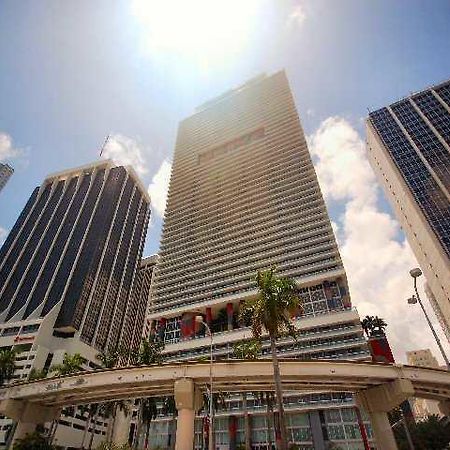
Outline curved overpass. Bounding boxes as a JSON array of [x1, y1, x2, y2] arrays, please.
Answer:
[[0, 359, 449, 407], [1, 360, 449, 450]]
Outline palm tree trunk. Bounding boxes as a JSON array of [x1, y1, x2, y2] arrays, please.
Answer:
[[88, 413, 98, 450], [144, 422, 150, 450], [270, 337, 288, 450], [81, 414, 90, 449], [134, 402, 143, 449], [243, 393, 251, 449], [266, 395, 273, 450]]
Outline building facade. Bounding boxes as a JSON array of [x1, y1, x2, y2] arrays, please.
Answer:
[[0, 160, 150, 448], [148, 72, 373, 450], [366, 80, 450, 341], [0, 163, 13, 193], [406, 349, 442, 419]]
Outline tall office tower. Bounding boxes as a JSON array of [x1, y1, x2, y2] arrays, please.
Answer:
[[148, 72, 372, 449], [126, 254, 158, 358], [0, 159, 150, 350], [0, 162, 13, 193], [367, 80, 450, 342], [0, 159, 150, 447], [406, 349, 442, 419]]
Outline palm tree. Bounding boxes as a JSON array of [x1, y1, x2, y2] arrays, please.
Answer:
[[0, 347, 17, 386], [141, 397, 158, 449], [48, 353, 84, 443], [254, 391, 275, 449], [361, 316, 375, 338], [162, 396, 177, 450], [49, 353, 84, 376], [28, 367, 47, 381], [240, 267, 300, 450], [372, 316, 388, 336], [233, 339, 262, 450], [132, 338, 164, 449], [137, 336, 164, 366]]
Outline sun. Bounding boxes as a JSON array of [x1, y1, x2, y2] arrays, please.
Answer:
[[131, 0, 260, 64]]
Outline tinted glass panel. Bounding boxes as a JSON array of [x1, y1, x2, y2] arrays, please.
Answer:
[[42, 170, 105, 317], [25, 174, 91, 318], [0, 183, 61, 313], [370, 108, 450, 257], [69, 167, 127, 330], [0, 188, 39, 266], [79, 177, 135, 343], [7, 178, 77, 320]]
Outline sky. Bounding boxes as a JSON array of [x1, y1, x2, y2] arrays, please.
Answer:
[[1, 0, 450, 363]]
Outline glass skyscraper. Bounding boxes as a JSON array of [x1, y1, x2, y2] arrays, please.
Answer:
[[0, 159, 150, 352], [148, 72, 372, 449], [367, 79, 450, 342]]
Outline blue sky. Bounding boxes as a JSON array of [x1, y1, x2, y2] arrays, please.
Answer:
[[0, 0, 449, 360]]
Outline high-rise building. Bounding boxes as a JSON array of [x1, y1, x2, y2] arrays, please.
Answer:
[[406, 349, 442, 419], [127, 255, 158, 358], [0, 163, 13, 193], [0, 160, 150, 447], [366, 80, 450, 342], [147, 72, 372, 449]]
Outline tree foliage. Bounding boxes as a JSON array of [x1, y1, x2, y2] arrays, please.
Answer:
[[239, 267, 300, 340], [137, 337, 164, 366], [12, 431, 56, 450], [0, 347, 18, 386], [49, 353, 84, 376], [393, 414, 450, 450], [361, 315, 388, 338], [232, 339, 262, 360]]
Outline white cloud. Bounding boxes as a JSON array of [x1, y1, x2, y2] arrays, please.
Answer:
[[101, 134, 148, 177], [0, 132, 22, 162], [309, 117, 449, 363], [287, 3, 306, 27], [0, 227, 8, 245], [148, 159, 172, 218]]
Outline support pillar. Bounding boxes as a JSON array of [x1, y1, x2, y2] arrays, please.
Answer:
[[174, 378, 202, 450], [308, 411, 325, 450], [0, 399, 61, 448], [112, 406, 131, 445], [356, 379, 415, 450], [10, 421, 36, 446]]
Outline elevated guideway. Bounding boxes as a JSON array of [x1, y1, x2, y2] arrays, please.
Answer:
[[1, 360, 450, 450]]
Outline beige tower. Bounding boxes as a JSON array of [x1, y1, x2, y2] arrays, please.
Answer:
[[147, 72, 372, 448], [366, 80, 450, 342]]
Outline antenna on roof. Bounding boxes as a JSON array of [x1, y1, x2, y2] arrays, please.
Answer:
[[99, 135, 111, 157]]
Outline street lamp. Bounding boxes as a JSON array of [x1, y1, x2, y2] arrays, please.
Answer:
[[195, 315, 214, 450], [408, 268, 450, 370]]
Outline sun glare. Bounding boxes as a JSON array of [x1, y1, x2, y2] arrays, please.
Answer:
[[131, 0, 260, 64]]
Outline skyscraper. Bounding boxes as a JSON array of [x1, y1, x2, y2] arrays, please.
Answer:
[[0, 159, 150, 349], [367, 79, 450, 341], [0, 162, 13, 193], [0, 159, 150, 448], [148, 72, 372, 449]]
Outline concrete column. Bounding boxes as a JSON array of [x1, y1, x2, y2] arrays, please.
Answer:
[[112, 406, 131, 445], [174, 378, 202, 450], [356, 379, 415, 450], [308, 411, 325, 450], [0, 399, 61, 448], [369, 411, 397, 450], [10, 422, 36, 447], [175, 409, 196, 450]]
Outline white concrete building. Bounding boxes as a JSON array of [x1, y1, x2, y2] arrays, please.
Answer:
[[406, 349, 443, 419]]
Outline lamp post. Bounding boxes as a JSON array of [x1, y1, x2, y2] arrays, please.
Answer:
[[408, 268, 450, 370], [195, 315, 214, 450]]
